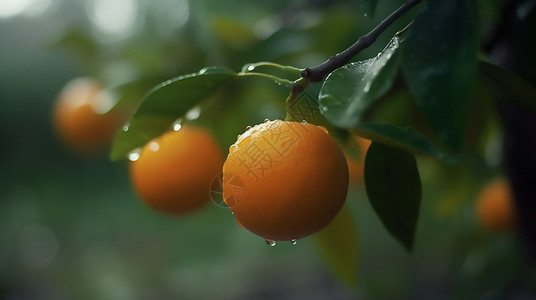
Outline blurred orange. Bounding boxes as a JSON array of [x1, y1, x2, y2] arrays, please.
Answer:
[[130, 126, 224, 214], [53, 78, 124, 155], [475, 177, 517, 233]]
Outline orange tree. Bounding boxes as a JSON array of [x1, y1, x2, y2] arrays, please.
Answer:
[[54, 0, 536, 292]]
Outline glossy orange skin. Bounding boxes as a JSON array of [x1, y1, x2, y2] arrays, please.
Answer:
[[130, 127, 224, 214], [346, 136, 372, 183], [53, 78, 123, 154], [222, 120, 349, 241], [475, 177, 517, 232]]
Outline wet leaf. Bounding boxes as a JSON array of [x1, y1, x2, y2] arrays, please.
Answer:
[[110, 67, 237, 160], [479, 60, 536, 114], [319, 36, 402, 128], [364, 142, 421, 251], [313, 204, 359, 285], [287, 82, 351, 144], [402, 0, 478, 151]]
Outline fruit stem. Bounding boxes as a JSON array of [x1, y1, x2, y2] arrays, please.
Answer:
[[301, 0, 422, 83]]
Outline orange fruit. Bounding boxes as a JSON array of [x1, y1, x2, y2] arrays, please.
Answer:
[[346, 136, 371, 183], [130, 126, 224, 214], [475, 177, 517, 232], [53, 77, 124, 154], [222, 120, 349, 241]]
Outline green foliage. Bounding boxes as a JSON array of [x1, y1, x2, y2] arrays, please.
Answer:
[[364, 142, 421, 251], [402, 0, 478, 152], [43, 0, 536, 293]]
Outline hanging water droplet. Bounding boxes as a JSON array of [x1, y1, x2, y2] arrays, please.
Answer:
[[173, 118, 183, 131], [186, 106, 201, 121], [128, 148, 142, 162], [264, 118, 270, 123], [122, 123, 130, 132], [290, 239, 297, 245], [247, 65, 255, 71], [265, 239, 276, 247]]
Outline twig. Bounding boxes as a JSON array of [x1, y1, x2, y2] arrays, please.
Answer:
[[301, 0, 423, 83]]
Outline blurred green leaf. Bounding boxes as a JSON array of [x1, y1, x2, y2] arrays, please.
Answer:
[[50, 29, 98, 61], [353, 122, 451, 162], [110, 67, 237, 160], [313, 204, 359, 285], [478, 61, 536, 114], [364, 142, 421, 251], [356, 0, 379, 18], [319, 35, 402, 128], [402, 0, 478, 151]]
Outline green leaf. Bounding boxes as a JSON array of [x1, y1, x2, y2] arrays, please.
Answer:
[[356, 0, 379, 18], [319, 35, 402, 128], [110, 67, 237, 160], [478, 60, 536, 114], [353, 122, 452, 162], [364, 142, 421, 251], [402, 0, 478, 151], [313, 204, 359, 285], [287, 82, 350, 144]]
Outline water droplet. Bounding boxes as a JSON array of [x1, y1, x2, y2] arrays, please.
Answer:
[[264, 118, 270, 123], [364, 13, 368, 18], [199, 68, 208, 74], [246, 126, 252, 130], [318, 126, 329, 134], [128, 148, 142, 161], [247, 65, 255, 71], [321, 106, 328, 113], [290, 239, 297, 245], [122, 123, 130, 132], [364, 81, 372, 93], [148, 141, 160, 152], [301, 120, 307, 124], [173, 118, 183, 131], [265, 239, 276, 247], [186, 106, 201, 121]]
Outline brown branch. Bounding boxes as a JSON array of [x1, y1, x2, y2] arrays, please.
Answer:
[[301, 0, 423, 83]]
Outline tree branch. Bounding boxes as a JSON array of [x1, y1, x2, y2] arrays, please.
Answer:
[[301, 0, 423, 83]]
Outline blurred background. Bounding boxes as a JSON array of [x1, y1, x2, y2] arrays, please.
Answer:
[[1, 0, 535, 299]]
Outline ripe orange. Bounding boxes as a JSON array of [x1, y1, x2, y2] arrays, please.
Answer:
[[53, 78, 123, 154], [130, 126, 224, 214], [346, 136, 371, 183], [222, 120, 349, 241], [475, 177, 517, 232]]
